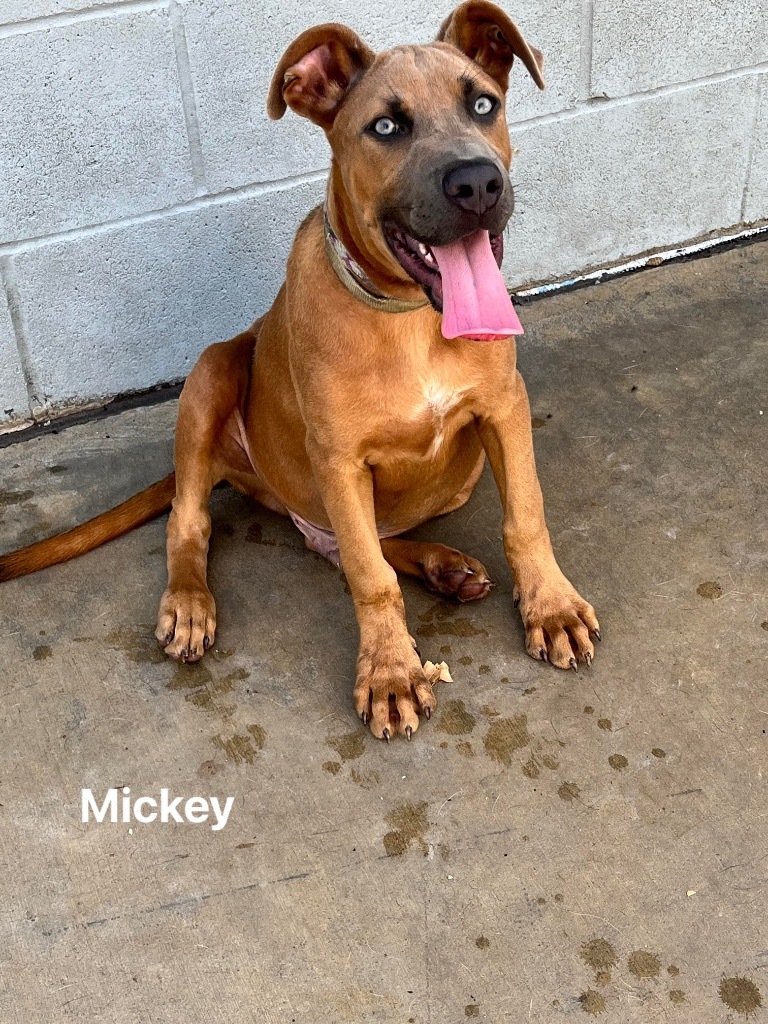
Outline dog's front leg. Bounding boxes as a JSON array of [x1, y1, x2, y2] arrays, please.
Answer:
[[477, 372, 600, 669], [309, 446, 436, 739]]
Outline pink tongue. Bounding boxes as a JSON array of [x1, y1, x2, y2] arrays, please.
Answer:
[[431, 230, 524, 341]]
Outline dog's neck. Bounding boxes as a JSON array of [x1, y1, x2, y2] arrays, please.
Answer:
[[323, 209, 429, 314]]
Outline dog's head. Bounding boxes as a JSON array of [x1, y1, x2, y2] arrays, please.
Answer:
[[268, 2, 544, 320]]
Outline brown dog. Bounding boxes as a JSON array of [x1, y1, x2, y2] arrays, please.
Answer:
[[0, 1, 599, 741]]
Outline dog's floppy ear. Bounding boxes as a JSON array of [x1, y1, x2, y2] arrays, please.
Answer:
[[267, 24, 375, 129], [437, 1, 545, 91]]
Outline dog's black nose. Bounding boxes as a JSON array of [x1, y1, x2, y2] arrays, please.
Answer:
[[442, 160, 504, 216]]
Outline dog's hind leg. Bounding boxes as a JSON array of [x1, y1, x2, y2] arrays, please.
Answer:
[[156, 332, 255, 662], [380, 539, 492, 602]]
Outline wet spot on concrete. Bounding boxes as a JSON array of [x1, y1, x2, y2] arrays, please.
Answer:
[[417, 618, 487, 639], [478, 664, 490, 674], [531, 417, 546, 429], [33, 645, 52, 661], [481, 705, 500, 717], [456, 741, 475, 758], [106, 625, 167, 664], [198, 759, 221, 777], [595, 971, 611, 987], [669, 990, 686, 1004], [383, 801, 429, 857], [147, 544, 165, 556], [584, 705, 595, 715], [652, 748, 667, 758], [762, 621, 768, 632], [465, 1006, 479, 1018], [667, 965, 680, 976], [322, 761, 341, 775], [581, 938, 618, 973], [439, 741, 449, 749], [212, 724, 265, 765], [209, 648, 235, 661], [597, 718, 612, 731], [537, 897, 546, 906], [246, 523, 270, 544], [719, 977, 762, 1014], [440, 644, 452, 654], [459, 655, 473, 665], [0, 489, 34, 507], [476, 935, 490, 949], [540, 754, 559, 770], [500, 676, 509, 684], [327, 731, 365, 761], [350, 768, 380, 789], [578, 989, 606, 1015], [523, 759, 540, 779], [558, 781, 581, 802], [523, 686, 536, 695], [483, 715, 530, 765], [554, 893, 564, 903], [47, 465, 68, 474], [609, 754, 629, 771], [697, 580, 722, 599], [168, 663, 213, 691], [236, 842, 255, 849], [628, 951, 661, 979], [436, 699, 476, 735]]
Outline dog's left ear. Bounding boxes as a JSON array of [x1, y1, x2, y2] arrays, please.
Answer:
[[267, 24, 375, 129], [437, 1, 545, 91]]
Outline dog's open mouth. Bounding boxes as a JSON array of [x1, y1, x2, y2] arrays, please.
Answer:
[[383, 225, 523, 341]]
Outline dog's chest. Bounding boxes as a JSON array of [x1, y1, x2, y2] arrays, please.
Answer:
[[406, 378, 474, 458]]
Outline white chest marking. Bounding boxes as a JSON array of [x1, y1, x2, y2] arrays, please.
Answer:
[[419, 380, 470, 457]]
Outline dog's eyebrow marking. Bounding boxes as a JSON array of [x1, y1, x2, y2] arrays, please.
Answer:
[[460, 74, 481, 96]]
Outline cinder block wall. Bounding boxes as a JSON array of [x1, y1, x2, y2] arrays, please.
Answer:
[[1, 0, 766, 429]]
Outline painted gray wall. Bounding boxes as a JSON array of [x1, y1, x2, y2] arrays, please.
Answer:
[[0, 0, 766, 429]]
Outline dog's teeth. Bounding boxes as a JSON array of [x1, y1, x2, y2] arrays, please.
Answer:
[[418, 243, 428, 255], [424, 252, 434, 263]]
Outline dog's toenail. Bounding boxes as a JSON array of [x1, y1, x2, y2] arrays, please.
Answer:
[[406, 725, 412, 741], [569, 657, 578, 672], [513, 596, 520, 608], [383, 728, 391, 743], [181, 648, 188, 659], [593, 628, 602, 641], [425, 707, 431, 720], [584, 652, 592, 667], [164, 632, 173, 645], [203, 636, 211, 650], [540, 648, 547, 661], [361, 710, 369, 726]]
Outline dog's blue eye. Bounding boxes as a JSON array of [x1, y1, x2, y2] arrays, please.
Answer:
[[474, 95, 495, 116], [373, 117, 398, 136]]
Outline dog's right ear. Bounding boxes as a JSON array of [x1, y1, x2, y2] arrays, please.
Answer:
[[267, 24, 375, 129]]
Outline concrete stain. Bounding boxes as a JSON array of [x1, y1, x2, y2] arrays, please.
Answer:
[[483, 715, 530, 765], [106, 625, 167, 664], [522, 759, 540, 779], [608, 754, 629, 771], [523, 686, 536, 695], [558, 781, 581, 802], [597, 718, 612, 731], [168, 663, 213, 691], [531, 417, 546, 429], [212, 724, 265, 765], [350, 768, 380, 789], [667, 965, 680, 976], [481, 705, 500, 717], [456, 741, 475, 758], [595, 971, 611, 987], [440, 644, 452, 654], [436, 699, 476, 735], [669, 990, 686, 1004], [322, 761, 341, 775], [0, 489, 34, 507], [628, 951, 661, 979], [697, 580, 722, 599], [478, 664, 490, 674], [761, 621, 768, 632], [578, 989, 606, 1015], [719, 977, 762, 1014], [383, 801, 429, 857], [581, 938, 618, 972], [540, 754, 559, 770], [652, 748, 667, 758], [584, 705, 595, 715], [464, 1005, 479, 1018], [476, 935, 490, 949], [327, 731, 365, 761], [458, 655, 473, 665], [33, 644, 52, 661]]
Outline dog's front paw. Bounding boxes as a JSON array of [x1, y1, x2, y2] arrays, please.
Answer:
[[514, 570, 600, 670], [156, 586, 216, 662], [354, 639, 436, 741]]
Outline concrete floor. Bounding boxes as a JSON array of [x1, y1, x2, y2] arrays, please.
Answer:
[[1, 243, 767, 1023]]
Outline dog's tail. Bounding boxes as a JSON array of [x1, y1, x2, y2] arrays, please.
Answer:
[[0, 472, 176, 583]]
